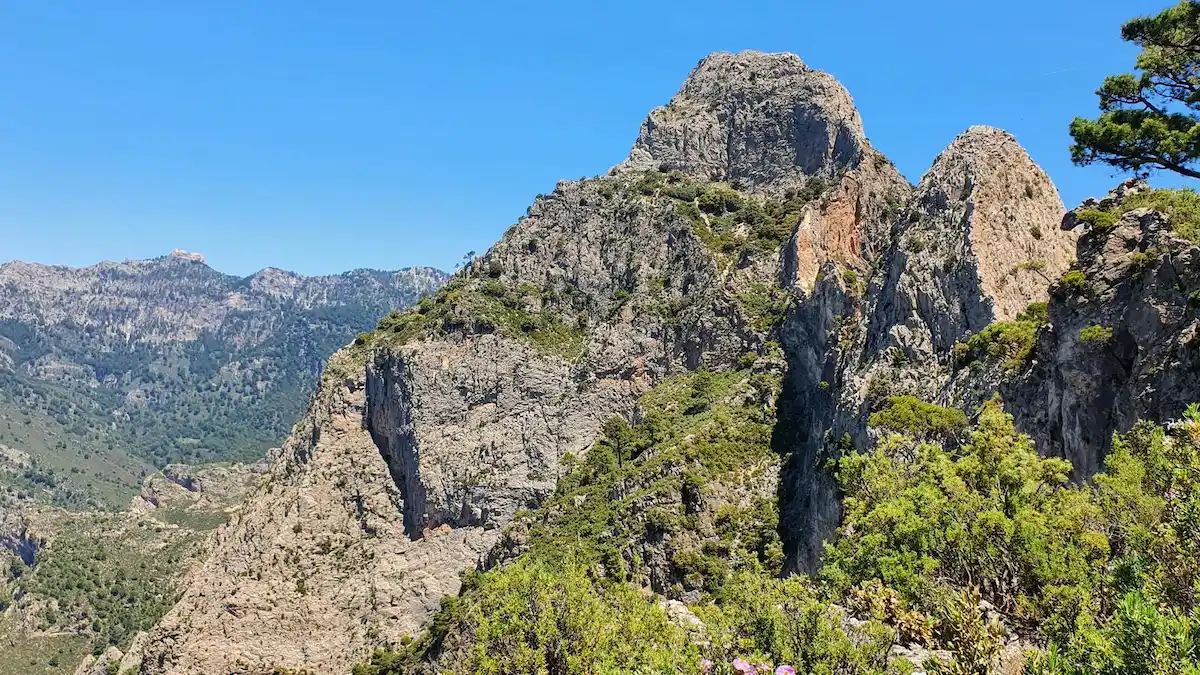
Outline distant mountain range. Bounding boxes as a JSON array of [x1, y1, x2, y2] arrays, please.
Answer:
[[0, 250, 446, 508]]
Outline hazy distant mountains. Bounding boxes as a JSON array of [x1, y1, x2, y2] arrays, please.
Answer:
[[0, 250, 445, 508]]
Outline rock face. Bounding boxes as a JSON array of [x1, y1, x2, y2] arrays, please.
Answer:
[[0, 255, 446, 506], [776, 125, 1076, 572], [137, 349, 495, 674], [620, 51, 867, 191], [1006, 180, 1200, 479], [132, 51, 1084, 672]]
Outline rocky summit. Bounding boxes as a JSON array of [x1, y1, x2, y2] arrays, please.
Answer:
[[32, 50, 1200, 674]]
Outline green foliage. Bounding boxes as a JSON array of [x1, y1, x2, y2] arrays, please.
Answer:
[[1069, 1, 1200, 180], [867, 396, 968, 441], [375, 277, 586, 361], [695, 572, 896, 673], [521, 368, 783, 579], [1080, 325, 1115, 345], [955, 302, 1048, 373], [931, 587, 1006, 675], [1120, 187, 1200, 243], [1026, 419, 1200, 673], [1076, 209, 1119, 231], [1060, 269, 1089, 293], [734, 283, 791, 333], [825, 400, 1096, 630], [13, 522, 198, 657], [409, 557, 700, 675], [653, 172, 826, 264], [828, 399, 1200, 673]]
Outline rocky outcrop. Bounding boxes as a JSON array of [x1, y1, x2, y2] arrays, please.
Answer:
[[778, 126, 1076, 572], [620, 51, 867, 192], [0, 515, 43, 567], [365, 336, 637, 538], [1006, 180, 1200, 478], [135, 348, 495, 674]]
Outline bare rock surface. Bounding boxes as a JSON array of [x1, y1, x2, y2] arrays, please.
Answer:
[[1006, 180, 1200, 478], [136, 349, 494, 674], [619, 51, 867, 191]]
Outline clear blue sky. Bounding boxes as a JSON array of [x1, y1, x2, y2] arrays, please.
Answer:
[[0, 1, 1185, 276]]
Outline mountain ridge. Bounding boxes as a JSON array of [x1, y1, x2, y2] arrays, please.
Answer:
[[0, 254, 447, 508], [112, 50, 1101, 674]]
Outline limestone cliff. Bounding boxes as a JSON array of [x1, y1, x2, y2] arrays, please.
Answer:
[[1006, 179, 1200, 479], [136, 349, 493, 674], [777, 125, 1076, 572]]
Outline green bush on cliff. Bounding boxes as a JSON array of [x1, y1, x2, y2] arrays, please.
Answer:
[[825, 400, 1100, 633], [1119, 188, 1200, 244], [525, 368, 782, 575], [955, 301, 1048, 373], [444, 557, 697, 674], [828, 400, 1200, 673], [374, 277, 585, 360], [1027, 417, 1200, 673], [1079, 324, 1114, 345], [1075, 209, 1119, 231], [643, 171, 819, 263], [867, 395, 968, 441], [695, 572, 895, 672]]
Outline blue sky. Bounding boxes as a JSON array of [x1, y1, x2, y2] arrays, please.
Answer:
[[0, 1, 1184, 276]]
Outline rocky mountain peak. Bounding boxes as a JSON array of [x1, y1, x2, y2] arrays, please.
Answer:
[[168, 249, 206, 263], [619, 50, 868, 191], [915, 125, 1075, 322]]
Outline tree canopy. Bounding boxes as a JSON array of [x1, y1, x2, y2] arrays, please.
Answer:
[[1070, 1, 1200, 179]]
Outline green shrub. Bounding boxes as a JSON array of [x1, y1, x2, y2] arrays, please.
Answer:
[[697, 184, 745, 215], [373, 277, 585, 360], [1079, 325, 1114, 345], [1060, 269, 1088, 292], [1076, 209, 1119, 231], [825, 400, 1098, 627], [696, 572, 895, 672], [958, 302, 1047, 373], [867, 396, 968, 440], [1119, 187, 1200, 244], [430, 557, 697, 673]]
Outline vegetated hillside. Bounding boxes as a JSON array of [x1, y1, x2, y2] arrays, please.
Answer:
[[0, 253, 445, 508], [0, 463, 262, 675], [98, 49, 1200, 675]]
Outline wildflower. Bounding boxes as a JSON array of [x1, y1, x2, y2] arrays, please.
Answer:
[[775, 667, 797, 675], [733, 658, 756, 674], [700, 658, 714, 673]]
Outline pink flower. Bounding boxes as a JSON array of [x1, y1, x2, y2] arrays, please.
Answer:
[[775, 667, 797, 675], [700, 658, 714, 673], [733, 658, 756, 674]]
